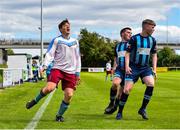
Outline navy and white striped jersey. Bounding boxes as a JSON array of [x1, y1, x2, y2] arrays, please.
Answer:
[[114, 42, 128, 70], [43, 35, 81, 75], [126, 33, 157, 66]]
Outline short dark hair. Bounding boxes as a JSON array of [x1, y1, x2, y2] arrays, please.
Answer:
[[58, 19, 70, 30], [142, 19, 156, 27], [120, 27, 131, 36]]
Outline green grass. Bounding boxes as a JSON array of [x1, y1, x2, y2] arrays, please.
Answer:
[[0, 71, 180, 129], [0, 64, 7, 68], [0, 70, 3, 83], [0, 76, 2, 83]]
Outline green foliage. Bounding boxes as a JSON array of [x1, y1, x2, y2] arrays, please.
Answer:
[[172, 55, 180, 67], [0, 70, 2, 83], [79, 29, 180, 67], [157, 47, 178, 67], [7, 49, 14, 55], [79, 28, 115, 67], [0, 64, 7, 68]]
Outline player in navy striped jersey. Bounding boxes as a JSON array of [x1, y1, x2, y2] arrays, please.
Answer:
[[26, 19, 81, 122], [116, 19, 157, 120], [104, 27, 132, 114]]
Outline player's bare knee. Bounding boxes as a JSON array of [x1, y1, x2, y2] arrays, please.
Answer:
[[44, 82, 56, 93], [143, 76, 154, 86], [112, 79, 120, 88], [123, 87, 130, 94], [65, 91, 73, 100], [124, 82, 133, 94], [147, 83, 154, 86], [67, 92, 73, 98], [112, 83, 118, 90], [124, 89, 129, 94], [45, 87, 54, 93], [145, 80, 154, 86], [111, 86, 116, 90]]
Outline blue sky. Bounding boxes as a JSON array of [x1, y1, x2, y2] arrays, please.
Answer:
[[0, 0, 180, 56], [165, 8, 180, 26]]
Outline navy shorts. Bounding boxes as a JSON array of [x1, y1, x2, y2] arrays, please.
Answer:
[[125, 64, 153, 83], [114, 68, 125, 87]]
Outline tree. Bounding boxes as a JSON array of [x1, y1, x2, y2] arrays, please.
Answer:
[[157, 47, 176, 67], [172, 55, 180, 67], [79, 28, 115, 67], [7, 49, 14, 55]]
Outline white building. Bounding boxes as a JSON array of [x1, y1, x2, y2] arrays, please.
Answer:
[[7, 53, 33, 80]]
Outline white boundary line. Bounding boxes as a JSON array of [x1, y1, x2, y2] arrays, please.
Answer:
[[25, 90, 55, 130]]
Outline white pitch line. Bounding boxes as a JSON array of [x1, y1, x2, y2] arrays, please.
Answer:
[[25, 90, 55, 130]]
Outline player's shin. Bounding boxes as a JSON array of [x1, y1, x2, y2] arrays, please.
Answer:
[[118, 92, 129, 113], [34, 89, 46, 103], [140, 86, 154, 110], [110, 87, 117, 105], [57, 100, 69, 117]]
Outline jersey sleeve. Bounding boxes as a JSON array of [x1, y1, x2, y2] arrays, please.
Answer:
[[43, 38, 58, 67], [114, 44, 118, 57], [75, 40, 81, 76], [150, 37, 157, 54], [126, 36, 136, 52]]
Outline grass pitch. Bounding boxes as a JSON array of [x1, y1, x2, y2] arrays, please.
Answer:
[[0, 71, 180, 129]]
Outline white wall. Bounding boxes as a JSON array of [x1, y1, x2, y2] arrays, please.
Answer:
[[7, 55, 27, 69], [175, 50, 180, 55], [0, 68, 24, 88]]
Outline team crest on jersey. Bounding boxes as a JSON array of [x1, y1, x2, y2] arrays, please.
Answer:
[[118, 51, 126, 57], [137, 48, 150, 55]]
